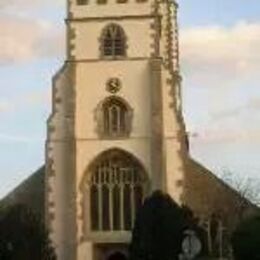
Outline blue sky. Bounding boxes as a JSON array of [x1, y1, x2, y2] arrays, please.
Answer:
[[0, 0, 260, 198], [179, 0, 260, 26]]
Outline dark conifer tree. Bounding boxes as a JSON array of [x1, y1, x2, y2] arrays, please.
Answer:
[[232, 215, 260, 260], [0, 204, 56, 260], [129, 191, 187, 260]]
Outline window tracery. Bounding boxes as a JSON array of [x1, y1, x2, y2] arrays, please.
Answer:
[[76, 0, 88, 5], [101, 24, 126, 58], [97, 0, 107, 4], [84, 149, 148, 232], [97, 97, 132, 138], [201, 215, 230, 258]]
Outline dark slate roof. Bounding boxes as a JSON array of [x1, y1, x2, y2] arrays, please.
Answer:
[[1, 159, 258, 223], [185, 157, 259, 224], [1, 166, 45, 217]]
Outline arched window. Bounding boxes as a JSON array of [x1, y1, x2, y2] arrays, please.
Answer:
[[77, 0, 88, 5], [101, 24, 126, 58], [202, 214, 229, 258], [83, 149, 148, 232], [98, 97, 132, 138]]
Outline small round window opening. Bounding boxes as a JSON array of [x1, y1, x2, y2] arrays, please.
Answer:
[[106, 78, 122, 94]]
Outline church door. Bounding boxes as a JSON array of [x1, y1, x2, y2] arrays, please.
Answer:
[[108, 252, 127, 260]]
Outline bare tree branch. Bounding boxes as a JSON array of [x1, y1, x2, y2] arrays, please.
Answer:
[[220, 170, 260, 208]]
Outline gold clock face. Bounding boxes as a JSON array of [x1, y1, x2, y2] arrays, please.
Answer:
[[106, 78, 121, 94]]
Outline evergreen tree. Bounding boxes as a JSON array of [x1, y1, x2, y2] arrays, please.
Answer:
[[0, 204, 56, 260], [129, 191, 187, 260], [232, 215, 260, 260]]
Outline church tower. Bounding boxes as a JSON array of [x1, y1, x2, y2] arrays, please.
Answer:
[[46, 0, 187, 259]]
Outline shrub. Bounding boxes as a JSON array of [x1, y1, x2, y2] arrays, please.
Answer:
[[232, 215, 260, 260]]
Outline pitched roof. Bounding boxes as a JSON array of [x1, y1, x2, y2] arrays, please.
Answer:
[[1, 166, 45, 217], [184, 157, 259, 223], [1, 159, 258, 224]]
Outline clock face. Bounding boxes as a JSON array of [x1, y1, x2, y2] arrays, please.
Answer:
[[106, 78, 121, 94]]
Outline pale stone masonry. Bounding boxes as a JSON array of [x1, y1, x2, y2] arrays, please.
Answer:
[[44, 0, 259, 259], [46, 0, 187, 258], [1, 0, 258, 260]]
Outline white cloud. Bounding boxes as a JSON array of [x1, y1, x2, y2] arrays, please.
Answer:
[[0, 100, 14, 113], [210, 97, 260, 121], [180, 21, 260, 87], [191, 128, 260, 144], [0, 16, 64, 64], [181, 21, 260, 146], [0, 0, 63, 9], [0, 133, 42, 143]]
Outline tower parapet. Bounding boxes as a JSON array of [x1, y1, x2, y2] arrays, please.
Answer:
[[68, 0, 153, 19]]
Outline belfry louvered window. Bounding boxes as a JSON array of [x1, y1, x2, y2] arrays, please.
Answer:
[[101, 24, 126, 58], [89, 149, 148, 231], [100, 97, 132, 138], [76, 0, 88, 5]]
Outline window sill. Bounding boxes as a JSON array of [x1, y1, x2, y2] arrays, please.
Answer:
[[101, 56, 127, 61], [99, 135, 131, 140], [84, 231, 132, 243]]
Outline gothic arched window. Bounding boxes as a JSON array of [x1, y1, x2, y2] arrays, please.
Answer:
[[82, 149, 148, 232], [97, 97, 132, 138], [76, 0, 88, 5], [202, 214, 229, 258], [101, 24, 126, 58]]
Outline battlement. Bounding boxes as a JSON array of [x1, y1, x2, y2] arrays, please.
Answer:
[[76, 0, 148, 5], [68, 0, 154, 19]]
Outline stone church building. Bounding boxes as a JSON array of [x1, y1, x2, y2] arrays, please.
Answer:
[[1, 0, 258, 259]]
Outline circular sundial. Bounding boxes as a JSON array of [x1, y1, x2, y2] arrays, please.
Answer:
[[106, 78, 121, 94], [181, 230, 202, 259]]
